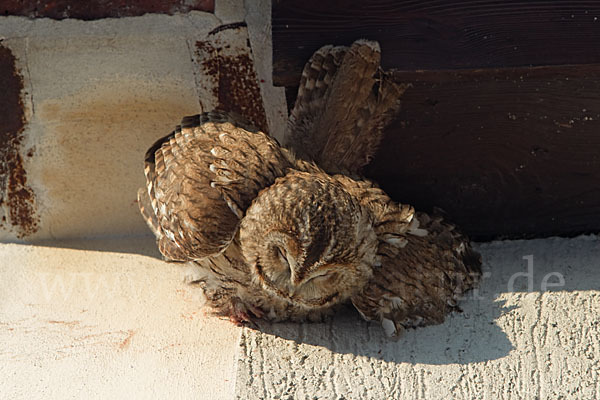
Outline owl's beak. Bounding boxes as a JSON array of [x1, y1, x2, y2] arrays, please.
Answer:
[[288, 286, 297, 297], [287, 273, 302, 298], [289, 270, 303, 288], [287, 255, 303, 288]]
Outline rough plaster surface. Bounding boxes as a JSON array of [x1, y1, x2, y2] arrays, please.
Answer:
[[0, 236, 240, 399], [4, 236, 597, 399], [235, 236, 600, 399]]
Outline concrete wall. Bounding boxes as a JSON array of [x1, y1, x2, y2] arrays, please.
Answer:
[[0, 0, 286, 242]]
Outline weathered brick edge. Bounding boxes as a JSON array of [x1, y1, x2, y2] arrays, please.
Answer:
[[1, 0, 214, 20], [0, 44, 39, 238]]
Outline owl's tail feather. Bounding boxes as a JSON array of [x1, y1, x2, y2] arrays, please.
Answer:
[[286, 39, 410, 175]]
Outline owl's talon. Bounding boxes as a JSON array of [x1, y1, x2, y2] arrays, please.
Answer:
[[247, 304, 264, 319], [230, 310, 260, 329]]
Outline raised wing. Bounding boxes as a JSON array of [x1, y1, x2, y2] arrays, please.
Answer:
[[285, 39, 409, 174], [141, 110, 294, 260]]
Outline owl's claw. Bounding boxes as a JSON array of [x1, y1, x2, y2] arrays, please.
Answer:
[[230, 310, 259, 329], [246, 304, 265, 319], [229, 301, 263, 329]]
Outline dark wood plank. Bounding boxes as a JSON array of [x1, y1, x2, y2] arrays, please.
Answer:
[[273, 0, 600, 86], [358, 65, 600, 239]]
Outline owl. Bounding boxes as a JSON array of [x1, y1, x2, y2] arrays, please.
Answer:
[[137, 110, 295, 323], [138, 109, 419, 325], [138, 39, 481, 337]]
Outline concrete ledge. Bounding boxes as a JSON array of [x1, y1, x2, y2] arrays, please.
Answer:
[[0, 236, 240, 399], [1, 233, 599, 398], [0, 0, 285, 241]]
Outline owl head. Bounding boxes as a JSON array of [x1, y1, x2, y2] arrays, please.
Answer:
[[239, 171, 378, 310]]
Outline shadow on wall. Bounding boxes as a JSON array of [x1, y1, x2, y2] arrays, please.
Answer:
[[245, 236, 600, 365], [28, 235, 164, 260]]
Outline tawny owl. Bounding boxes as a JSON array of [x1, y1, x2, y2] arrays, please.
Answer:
[[138, 39, 481, 338], [138, 110, 416, 325], [282, 39, 482, 337]]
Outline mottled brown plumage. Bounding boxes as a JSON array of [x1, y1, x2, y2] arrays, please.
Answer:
[[140, 111, 293, 261], [239, 171, 379, 313], [350, 211, 481, 338], [139, 111, 299, 323], [139, 111, 401, 324]]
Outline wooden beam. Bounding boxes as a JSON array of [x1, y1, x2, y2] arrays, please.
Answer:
[[273, 0, 600, 86], [359, 65, 600, 239]]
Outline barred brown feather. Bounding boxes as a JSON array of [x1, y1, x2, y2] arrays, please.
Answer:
[[284, 39, 482, 337], [137, 39, 481, 336], [286, 39, 410, 174], [141, 110, 294, 261]]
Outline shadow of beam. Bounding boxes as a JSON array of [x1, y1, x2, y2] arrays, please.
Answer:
[[23, 235, 164, 260]]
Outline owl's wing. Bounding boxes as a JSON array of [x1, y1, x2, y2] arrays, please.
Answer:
[[285, 39, 410, 174], [333, 174, 415, 248], [351, 211, 482, 339], [137, 187, 189, 261], [285, 44, 347, 161], [137, 187, 160, 238], [140, 110, 293, 261]]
